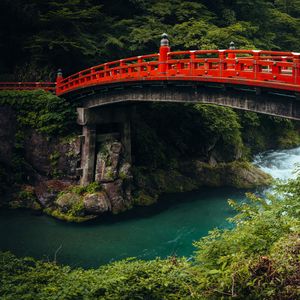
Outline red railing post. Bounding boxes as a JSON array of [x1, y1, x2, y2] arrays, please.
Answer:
[[272, 62, 281, 79], [219, 50, 226, 77], [119, 60, 125, 78], [138, 56, 143, 77], [293, 53, 300, 84], [56, 69, 63, 93], [104, 63, 109, 79], [159, 33, 170, 75], [190, 51, 196, 75], [252, 50, 261, 80], [227, 41, 236, 69], [282, 56, 287, 70], [56, 69, 63, 83]]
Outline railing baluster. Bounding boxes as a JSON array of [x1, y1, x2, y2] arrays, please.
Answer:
[[138, 56, 142, 77], [293, 53, 300, 84], [219, 50, 226, 77], [253, 50, 262, 80], [190, 51, 196, 76]]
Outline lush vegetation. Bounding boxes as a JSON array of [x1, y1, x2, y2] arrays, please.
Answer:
[[1, 172, 300, 299], [1, 0, 300, 79], [132, 103, 300, 170], [0, 90, 76, 190], [0, 90, 76, 136]]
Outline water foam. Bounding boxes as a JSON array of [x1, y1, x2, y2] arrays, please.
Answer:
[[254, 146, 300, 180]]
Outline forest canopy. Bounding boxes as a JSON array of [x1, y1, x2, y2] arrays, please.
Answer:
[[1, 0, 300, 80]]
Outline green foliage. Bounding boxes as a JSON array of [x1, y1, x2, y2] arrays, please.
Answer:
[[0, 90, 76, 136], [0, 253, 194, 300], [9, 186, 41, 210], [0, 90, 77, 183], [195, 104, 243, 159], [132, 103, 246, 169], [191, 172, 300, 298], [239, 111, 300, 155], [17, 188, 36, 203], [2, 0, 300, 76], [49, 150, 61, 178]]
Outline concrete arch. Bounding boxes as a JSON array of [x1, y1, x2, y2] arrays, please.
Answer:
[[72, 81, 300, 121]]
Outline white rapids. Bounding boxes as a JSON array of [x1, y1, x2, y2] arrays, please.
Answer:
[[254, 146, 300, 180]]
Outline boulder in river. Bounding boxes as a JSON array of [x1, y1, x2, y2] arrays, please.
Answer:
[[83, 192, 111, 214]]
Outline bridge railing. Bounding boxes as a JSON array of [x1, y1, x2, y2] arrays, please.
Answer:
[[166, 50, 299, 84], [1, 49, 299, 95], [0, 82, 56, 92], [57, 54, 160, 95], [56, 49, 300, 95]]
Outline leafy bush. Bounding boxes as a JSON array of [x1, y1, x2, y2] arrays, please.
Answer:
[[0, 90, 76, 136], [191, 172, 300, 298], [0, 254, 194, 300]]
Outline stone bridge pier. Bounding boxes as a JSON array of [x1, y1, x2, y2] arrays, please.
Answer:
[[77, 105, 132, 185]]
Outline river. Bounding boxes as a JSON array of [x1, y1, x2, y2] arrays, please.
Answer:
[[0, 147, 299, 268]]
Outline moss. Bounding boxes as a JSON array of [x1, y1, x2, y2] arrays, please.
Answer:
[[134, 191, 158, 206], [9, 186, 41, 210], [240, 111, 300, 155], [51, 183, 105, 222], [133, 161, 272, 207], [43, 208, 96, 223], [59, 182, 102, 197], [195, 161, 272, 189], [49, 150, 61, 178], [277, 129, 300, 149], [55, 192, 85, 215], [104, 168, 115, 181], [119, 171, 128, 180], [0, 90, 76, 136], [226, 161, 272, 188]]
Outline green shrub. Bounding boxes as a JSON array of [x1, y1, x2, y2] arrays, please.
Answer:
[[0, 90, 76, 136]]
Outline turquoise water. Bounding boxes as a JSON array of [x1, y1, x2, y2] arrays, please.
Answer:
[[1, 146, 299, 268], [0, 188, 244, 268]]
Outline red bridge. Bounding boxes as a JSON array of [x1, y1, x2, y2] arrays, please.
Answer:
[[1, 34, 300, 97]]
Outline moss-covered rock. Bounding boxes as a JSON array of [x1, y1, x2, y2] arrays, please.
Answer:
[[133, 191, 158, 206], [95, 141, 123, 182], [43, 208, 96, 223], [133, 167, 198, 206], [133, 161, 272, 207], [9, 185, 41, 210], [55, 192, 84, 215], [192, 161, 272, 189], [83, 192, 111, 213]]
